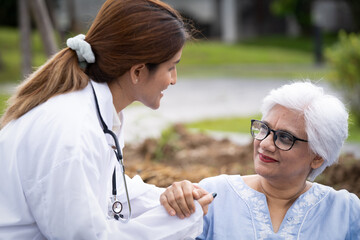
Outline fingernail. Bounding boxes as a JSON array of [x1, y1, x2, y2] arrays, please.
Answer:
[[170, 210, 176, 216], [212, 192, 217, 199]]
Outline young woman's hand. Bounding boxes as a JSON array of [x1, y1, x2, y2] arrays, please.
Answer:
[[160, 180, 215, 219]]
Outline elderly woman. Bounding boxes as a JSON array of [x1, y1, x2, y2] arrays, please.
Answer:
[[161, 81, 360, 239]]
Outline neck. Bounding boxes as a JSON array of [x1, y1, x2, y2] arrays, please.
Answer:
[[107, 74, 134, 112], [258, 176, 309, 204]]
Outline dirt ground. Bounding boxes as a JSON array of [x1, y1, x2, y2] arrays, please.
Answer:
[[124, 124, 360, 197]]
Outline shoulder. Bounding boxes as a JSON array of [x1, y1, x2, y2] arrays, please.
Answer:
[[44, 85, 94, 123], [319, 183, 360, 203], [315, 183, 360, 234], [13, 84, 105, 153], [199, 174, 243, 192], [313, 183, 360, 213], [199, 174, 230, 186]]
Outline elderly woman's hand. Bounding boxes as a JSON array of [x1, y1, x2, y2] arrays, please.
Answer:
[[160, 180, 215, 219]]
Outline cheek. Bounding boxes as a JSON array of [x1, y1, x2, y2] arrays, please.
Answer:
[[253, 140, 259, 159]]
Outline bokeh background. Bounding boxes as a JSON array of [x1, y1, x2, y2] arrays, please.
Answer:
[[0, 0, 359, 193]]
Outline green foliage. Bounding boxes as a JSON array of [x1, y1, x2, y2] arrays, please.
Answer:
[[0, 94, 9, 116], [153, 126, 181, 161], [271, 0, 297, 16], [0, 27, 48, 84], [349, 112, 360, 142], [326, 31, 360, 125]]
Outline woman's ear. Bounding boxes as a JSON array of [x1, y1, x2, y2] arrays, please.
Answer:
[[130, 64, 146, 84], [311, 155, 324, 169]]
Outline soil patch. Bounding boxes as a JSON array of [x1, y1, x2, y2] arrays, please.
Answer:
[[124, 124, 360, 197]]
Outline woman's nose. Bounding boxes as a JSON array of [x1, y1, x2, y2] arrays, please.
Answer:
[[170, 69, 177, 85], [259, 131, 276, 152]]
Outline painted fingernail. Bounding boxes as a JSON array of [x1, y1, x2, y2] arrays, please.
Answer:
[[212, 192, 217, 199], [170, 210, 175, 216]]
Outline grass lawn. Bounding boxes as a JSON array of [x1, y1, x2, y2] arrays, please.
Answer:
[[177, 35, 337, 79], [0, 27, 48, 84], [0, 27, 337, 83]]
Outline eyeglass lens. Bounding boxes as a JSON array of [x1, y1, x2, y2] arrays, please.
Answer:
[[251, 120, 296, 151]]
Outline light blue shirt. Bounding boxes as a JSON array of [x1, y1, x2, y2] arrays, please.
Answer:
[[197, 174, 360, 240]]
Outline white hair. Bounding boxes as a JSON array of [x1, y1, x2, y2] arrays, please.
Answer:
[[260, 81, 349, 181]]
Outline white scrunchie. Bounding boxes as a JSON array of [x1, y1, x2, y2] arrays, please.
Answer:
[[66, 34, 95, 63]]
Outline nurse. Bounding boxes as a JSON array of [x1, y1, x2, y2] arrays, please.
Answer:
[[0, 0, 214, 239]]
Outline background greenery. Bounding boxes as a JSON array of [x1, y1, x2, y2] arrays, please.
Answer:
[[1, 27, 359, 142], [0, 28, 337, 84], [178, 34, 336, 79], [0, 28, 47, 84], [326, 31, 360, 126]]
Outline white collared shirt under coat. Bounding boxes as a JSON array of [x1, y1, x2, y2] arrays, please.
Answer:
[[0, 80, 203, 239]]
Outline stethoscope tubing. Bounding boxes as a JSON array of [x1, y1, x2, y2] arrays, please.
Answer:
[[90, 81, 132, 223]]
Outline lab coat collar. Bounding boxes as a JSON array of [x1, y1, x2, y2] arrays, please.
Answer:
[[90, 80, 114, 131], [89, 80, 125, 150]]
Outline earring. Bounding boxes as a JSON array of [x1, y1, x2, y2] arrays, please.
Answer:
[[135, 79, 138, 84]]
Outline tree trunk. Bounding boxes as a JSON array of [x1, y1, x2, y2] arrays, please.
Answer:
[[66, 0, 78, 32], [18, 0, 32, 77], [29, 0, 58, 57]]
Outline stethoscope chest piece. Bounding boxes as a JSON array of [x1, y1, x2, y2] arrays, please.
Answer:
[[112, 200, 123, 214], [108, 195, 124, 220]]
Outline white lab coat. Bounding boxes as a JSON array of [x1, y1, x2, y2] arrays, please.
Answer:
[[0, 81, 203, 240]]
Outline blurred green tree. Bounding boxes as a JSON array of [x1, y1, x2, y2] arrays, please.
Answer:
[[326, 31, 360, 125]]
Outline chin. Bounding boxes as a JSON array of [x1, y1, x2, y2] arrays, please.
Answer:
[[149, 103, 160, 110], [143, 100, 160, 110], [254, 158, 274, 177]]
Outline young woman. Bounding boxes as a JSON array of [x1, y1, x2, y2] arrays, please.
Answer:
[[0, 0, 213, 239]]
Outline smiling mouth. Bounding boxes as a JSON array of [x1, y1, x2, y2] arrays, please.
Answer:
[[259, 153, 278, 163]]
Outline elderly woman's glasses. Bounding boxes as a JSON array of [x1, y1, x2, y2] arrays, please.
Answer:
[[250, 119, 308, 151]]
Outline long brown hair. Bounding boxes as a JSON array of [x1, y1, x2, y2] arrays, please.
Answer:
[[0, 0, 189, 128]]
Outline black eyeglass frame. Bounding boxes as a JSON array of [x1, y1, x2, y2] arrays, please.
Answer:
[[250, 119, 308, 151]]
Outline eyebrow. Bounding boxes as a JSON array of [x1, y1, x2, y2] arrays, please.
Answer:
[[174, 59, 181, 64], [262, 120, 300, 137]]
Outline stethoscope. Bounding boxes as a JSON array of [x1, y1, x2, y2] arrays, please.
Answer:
[[90, 82, 132, 223]]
